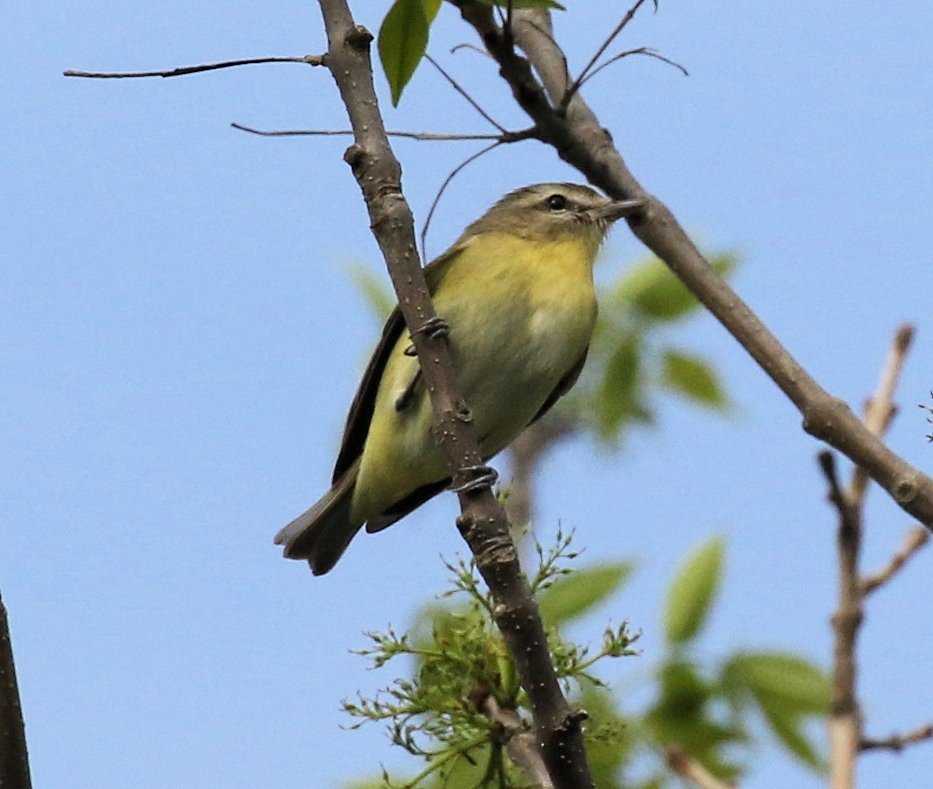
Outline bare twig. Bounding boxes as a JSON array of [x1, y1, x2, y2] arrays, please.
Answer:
[[665, 745, 736, 789], [860, 724, 933, 753], [0, 591, 32, 789], [316, 2, 594, 785], [449, 0, 933, 531], [820, 450, 863, 789], [425, 54, 508, 133], [505, 415, 575, 531], [63, 55, 324, 79], [849, 324, 916, 507], [230, 123, 511, 141], [822, 324, 918, 788], [578, 46, 688, 91], [472, 689, 554, 789], [420, 140, 506, 260], [563, 0, 656, 108], [861, 525, 929, 595]]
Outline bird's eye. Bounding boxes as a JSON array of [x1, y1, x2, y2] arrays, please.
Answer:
[[546, 194, 568, 211]]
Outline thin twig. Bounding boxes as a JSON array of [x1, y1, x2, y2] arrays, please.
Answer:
[[562, 0, 656, 107], [665, 745, 736, 789], [505, 415, 575, 532], [230, 123, 508, 141], [861, 525, 929, 596], [420, 140, 504, 261], [425, 54, 508, 133], [579, 46, 688, 90], [860, 724, 933, 752], [63, 55, 324, 79], [849, 324, 916, 507]]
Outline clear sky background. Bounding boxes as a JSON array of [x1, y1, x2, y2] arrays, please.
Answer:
[[3, 2, 931, 787]]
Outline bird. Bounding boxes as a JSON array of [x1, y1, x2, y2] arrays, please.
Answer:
[[275, 182, 641, 574]]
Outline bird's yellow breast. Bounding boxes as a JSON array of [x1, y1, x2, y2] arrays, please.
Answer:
[[351, 231, 599, 523]]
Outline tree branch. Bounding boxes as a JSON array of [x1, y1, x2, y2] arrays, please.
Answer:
[[451, 1, 933, 530], [63, 55, 324, 79], [861, 525, 929, 596], [0, 591, 32, 789], [230, 122, 537, 143], [860, 724, 933, 753], [819, 323, 917, 788], [665, 745, 737, 789], [472, 689, 554, 789], [316, 2, 593, 784], [820, 449, 863, 789]]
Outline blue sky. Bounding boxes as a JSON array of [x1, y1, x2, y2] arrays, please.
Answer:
[[3, 1, 932, 787]]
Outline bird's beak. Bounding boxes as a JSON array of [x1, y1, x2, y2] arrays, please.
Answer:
[[593, 198, 644, 223]]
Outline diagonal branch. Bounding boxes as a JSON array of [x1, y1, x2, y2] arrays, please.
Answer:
[[316, 2, 594, 785], [451, 1, 933, 532]]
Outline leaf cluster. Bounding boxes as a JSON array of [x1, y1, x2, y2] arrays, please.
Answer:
[[563, 253, 738, 444], [346, 533, 830, 788], [639, 537, 831, 784]]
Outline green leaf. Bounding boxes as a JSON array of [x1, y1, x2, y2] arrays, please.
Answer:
[[758, 704, 827, 769], [661, 350, 728, 409], [422, 0, 443, 23], [726, 652, 831, 715], [594, 330, 646, 439], [479, 0, 566, 9], [612, 253, 737, 321], [664, 536, 724, 645], [378, 0, 430, 106], [538, 561, 634, 625]]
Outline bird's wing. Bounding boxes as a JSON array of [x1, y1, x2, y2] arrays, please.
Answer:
[[528, 346, 590, 427], [331, 242, 464, 483]]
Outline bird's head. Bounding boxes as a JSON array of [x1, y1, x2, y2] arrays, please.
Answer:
[[461, 183, 642, 246]]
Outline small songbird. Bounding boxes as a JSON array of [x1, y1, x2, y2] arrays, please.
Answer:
[[276, 183, 641, 574]]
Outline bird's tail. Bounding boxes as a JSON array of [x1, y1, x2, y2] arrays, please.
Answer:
[[274, 462, 361, 575]]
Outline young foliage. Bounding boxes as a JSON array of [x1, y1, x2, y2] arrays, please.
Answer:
[[378, 0, 442, 106], [377, 0, 564, 105], [661, 349, 728, 408], [346, 533, 829, 787], [345, 531, 639, 787], [664, 535, 724, 645], [722, 651, 831, 769], [564, 252, 738, 444]]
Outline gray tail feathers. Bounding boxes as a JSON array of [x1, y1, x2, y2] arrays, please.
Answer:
[[274, 465, 361, 575]]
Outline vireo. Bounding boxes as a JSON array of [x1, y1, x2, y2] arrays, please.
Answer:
[[276, 183, 640, 574]]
